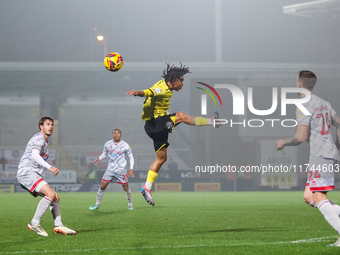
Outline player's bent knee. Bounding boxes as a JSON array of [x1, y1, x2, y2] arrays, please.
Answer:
[[175, 112, 182, 121], [45, 189, 58, 201], [304, 197, 312, 204], [156, 157, 167, 165], [303, 193, 313, 204], [45, 191, 55, 201], [176, 111, 188, 121], [157, 152, 167, 161], [157, 154, 167, 163], [48, 191, 60, 202]]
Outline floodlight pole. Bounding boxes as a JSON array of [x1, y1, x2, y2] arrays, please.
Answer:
[[215, 0, 222, 63]]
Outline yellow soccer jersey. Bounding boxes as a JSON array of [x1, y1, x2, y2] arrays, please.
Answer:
[[141, 79, 173, 121]]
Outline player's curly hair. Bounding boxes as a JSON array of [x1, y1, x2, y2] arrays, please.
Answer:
[[162, 62, 191, 83]]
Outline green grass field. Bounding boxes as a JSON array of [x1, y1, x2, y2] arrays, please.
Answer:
[[1, 191, 340, 254]]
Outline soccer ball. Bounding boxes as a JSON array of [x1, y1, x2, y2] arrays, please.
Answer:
[[104, 52, 124, 72]]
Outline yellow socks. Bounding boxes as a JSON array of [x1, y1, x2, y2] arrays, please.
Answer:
[[194, 117, 210, 126], [145, 170, 158, 190]]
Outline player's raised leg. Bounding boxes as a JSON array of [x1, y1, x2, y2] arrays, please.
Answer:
[[175, 109, 221, 128]]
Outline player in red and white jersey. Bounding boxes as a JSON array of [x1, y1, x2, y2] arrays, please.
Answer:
[[89, 129, 135, 211], [16, 116, 76, 237], [276, 70, 340, 247], [17, 132, 49, 177], [297, 95, 338, 161]]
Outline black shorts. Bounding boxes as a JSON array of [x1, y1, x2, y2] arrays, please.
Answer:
[[144, 113, 176, 152]]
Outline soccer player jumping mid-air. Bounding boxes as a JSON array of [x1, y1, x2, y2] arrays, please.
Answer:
[[127, 63, 220, 206]]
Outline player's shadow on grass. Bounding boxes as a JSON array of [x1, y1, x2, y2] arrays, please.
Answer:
[[78, 226, 119, 233], [85, 210, 126, 216], [175, 227, 277, 235], [202, 227, 277, 233], [137, 205, 167, 209]]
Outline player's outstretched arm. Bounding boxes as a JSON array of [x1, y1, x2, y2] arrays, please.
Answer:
[[126, 90, 145, 97], [94, 150, 108, 165], [276, 125, 308, 150]]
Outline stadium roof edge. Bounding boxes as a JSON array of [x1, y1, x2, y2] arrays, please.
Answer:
[[283, 0, 340, 20], [0, 61, 340, 72]]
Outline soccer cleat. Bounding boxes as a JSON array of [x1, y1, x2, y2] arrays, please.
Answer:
[[140, 185, 155, 206], [328, 237, 340, 247], [27, 223, 48, 237], [213, 107, 221, 128], [54, 225, 77, 235], [128, 205, 133, 210], [89, 204, 99, 210]]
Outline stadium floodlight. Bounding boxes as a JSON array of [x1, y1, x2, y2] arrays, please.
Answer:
[[283, 0, 340, 20], [96, 35, 107, 57]]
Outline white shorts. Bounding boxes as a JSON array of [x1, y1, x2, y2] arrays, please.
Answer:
[[102, 169, 128, 185], [17, 171, 47, 197], [306, 155, 336, 192]]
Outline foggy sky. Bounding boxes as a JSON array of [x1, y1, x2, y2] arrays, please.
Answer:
[[0, 0, 339, 64], [1, 0, 340, 185]]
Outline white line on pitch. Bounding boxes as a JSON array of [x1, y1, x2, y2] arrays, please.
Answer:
[[4, 236, 338, 254]]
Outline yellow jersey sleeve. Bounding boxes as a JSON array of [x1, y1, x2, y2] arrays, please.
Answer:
[[142, 89, 154, 97], [141, 79, 174, 121]]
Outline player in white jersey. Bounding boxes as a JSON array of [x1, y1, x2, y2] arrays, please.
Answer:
[[16, 116, 76, 237], [89, 129, 135, 211], [276, 71, 340, 247]]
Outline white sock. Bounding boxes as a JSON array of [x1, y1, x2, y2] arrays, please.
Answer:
[[145, 181, 152, 190], [316, 199, 340, 235], [31, 196, 53, 225], [329, 200, 340, 216], [312, 200, 340, 215], [50, 201, 63, 227], [125, 190, 132, 205], [96, 189, 105, 206]]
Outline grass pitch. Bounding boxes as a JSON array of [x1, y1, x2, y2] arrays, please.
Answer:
[[1, 191, 340, 254]]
